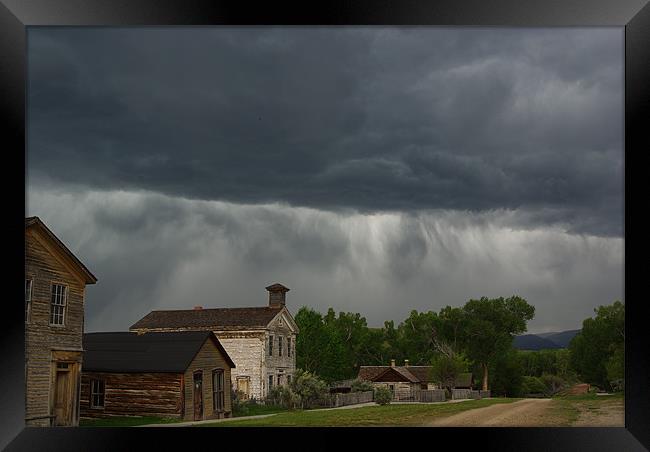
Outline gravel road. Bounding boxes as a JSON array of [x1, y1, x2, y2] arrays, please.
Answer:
[[426, 398, 554, 427]]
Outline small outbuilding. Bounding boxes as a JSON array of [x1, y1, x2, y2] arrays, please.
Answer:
[[80, 331, 235, 421]]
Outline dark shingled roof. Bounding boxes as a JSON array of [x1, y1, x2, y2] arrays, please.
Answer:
[[130, 306, 284, 331], [26, 216, 97, 284], [82, 331, 235, 373], [358, 365, 438, 383]]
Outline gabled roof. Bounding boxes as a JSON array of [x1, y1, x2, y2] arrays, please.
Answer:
[[454, 372, 474, 388], [26, 216, 97, 284], [82, 331, 235, 373], [358, 365, 438, 383], [358, 365, 422, 383], [130, 306, 285, 331]]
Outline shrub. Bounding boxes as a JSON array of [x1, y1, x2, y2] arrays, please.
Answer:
[[374, 386, 392, 405], [540, 373, 567, 396], [266, 385, 299, 410], [521, 376, 547, 395], [290, 369, 330, 409], [350, 379, 375, 393]]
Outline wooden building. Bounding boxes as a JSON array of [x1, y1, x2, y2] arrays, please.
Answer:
[[130, 283, 298, 401], [80, 331, 235, 421], [25, 216, 98, 427]]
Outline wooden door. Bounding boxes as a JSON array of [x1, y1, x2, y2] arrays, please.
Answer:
[[53, 366, 72, 426], [193, 372, 203, 421]]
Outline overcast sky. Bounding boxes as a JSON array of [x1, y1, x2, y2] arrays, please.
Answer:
[[26, 27, 624, 333]]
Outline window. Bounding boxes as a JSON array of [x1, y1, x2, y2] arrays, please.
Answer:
[[287, 337, 292, 358], [268, 374, 274, 389], [287, 375, 292, 385], [268, 335, 273, 356], [25, 279, 32, 323], [212, 369, 225, 411], [90, 379, 105, 408], [277, 375, 282, 386], [50, 284, 67, 326], [278, 336, 283, 357]]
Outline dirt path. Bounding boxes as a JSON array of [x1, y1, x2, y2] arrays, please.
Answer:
[[427, 399, 554, 427]]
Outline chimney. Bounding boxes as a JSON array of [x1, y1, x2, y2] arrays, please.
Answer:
[[404, 359, 410, 367], [390, 359, 396, 368], [266, 283, 290, 308], [194, 306, 203, 310]]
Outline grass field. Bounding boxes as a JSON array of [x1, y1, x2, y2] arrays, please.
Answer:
[[79, 416, 185, 427], [233, 404, 287, 417], [548, 392, 625, 426], [199, 398, 520, 427]]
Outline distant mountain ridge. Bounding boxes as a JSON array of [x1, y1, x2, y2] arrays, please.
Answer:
[[513, 329, 580, 350]]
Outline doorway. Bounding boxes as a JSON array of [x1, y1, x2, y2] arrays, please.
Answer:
[[193, 371, 203, 421], [53, 362, 72, 426]]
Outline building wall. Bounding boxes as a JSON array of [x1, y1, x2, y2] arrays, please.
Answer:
[[183, 338, 233, 420], [25, 228, 86, 426], [216, 332, 265, 401], [262, 312, 297, 398], [80, 372, 183, 419]]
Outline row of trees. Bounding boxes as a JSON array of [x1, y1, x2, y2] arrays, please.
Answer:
[[295, 295, 535, 390], [295, 298, 625, 394]]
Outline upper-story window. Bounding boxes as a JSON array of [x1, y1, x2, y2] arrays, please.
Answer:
[[278, 336, 283, 357], [287, 337, 292, 358], [25, 279, 33, 323], [268, 335, 273, 356], [50, 283, 67, 326]]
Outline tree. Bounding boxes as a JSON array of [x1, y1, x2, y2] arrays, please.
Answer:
[[294, 307, 345, 382], [461, 296, 535, 390], [374, 386, 392, 405], [430, 347, 469, 392], [350, 378, 375, 393], [396, 310, 442, 365], [569, 301, 624, 390]]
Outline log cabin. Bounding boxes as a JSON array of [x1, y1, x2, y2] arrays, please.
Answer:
[[80, 331, 235, 421], [25, 216, 98, 427], [130, 283, 298, 401]]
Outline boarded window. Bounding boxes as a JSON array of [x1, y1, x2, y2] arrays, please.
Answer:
[[213, 369, 225, 411], [50, 284, 67, 326], [269, 335, 273, 356], [278, 336, 283, 357], [25, 279, 32, 323], [90, 379, 105, 408]]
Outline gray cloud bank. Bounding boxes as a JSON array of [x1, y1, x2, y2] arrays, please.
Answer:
[[27, 188, 623, 333], [28, 27, 623, 237]]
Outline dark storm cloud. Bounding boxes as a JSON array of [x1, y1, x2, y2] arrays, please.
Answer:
[[28, 27, 623, 236], [27, 188, 623, 333]]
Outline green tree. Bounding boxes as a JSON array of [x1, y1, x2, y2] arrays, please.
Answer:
[[289, 369, 330, 409], [569, 301, 624, 390], [462, 296, 535, 390], [294, 307, 345, 381], [430, 348, 470, 392], [486, 347, 524, 397], [396, 310, 442, 365]]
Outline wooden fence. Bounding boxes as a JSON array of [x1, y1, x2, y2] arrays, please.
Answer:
[[392, 389, 446, 402], [333, 391, 374, 407], [451, 389, 491, 399]]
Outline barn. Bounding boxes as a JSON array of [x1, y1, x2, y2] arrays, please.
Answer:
[[80, 331, 235, 421]]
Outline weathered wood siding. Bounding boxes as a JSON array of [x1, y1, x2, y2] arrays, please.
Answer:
[[25, 228, 87, 426], [183, 337, 233, 420], [80, 372, 183, 419]]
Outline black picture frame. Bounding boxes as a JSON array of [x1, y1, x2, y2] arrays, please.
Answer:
[[2, 1, 648, 450]]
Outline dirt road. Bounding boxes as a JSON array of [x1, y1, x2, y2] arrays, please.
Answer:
[[427, 399, 555, 427]]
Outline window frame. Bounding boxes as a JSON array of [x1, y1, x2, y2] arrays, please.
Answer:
[[25, 278, 33, 323], [90, 378, 105, 409], [212, 368, 225, 412], [268, 374, 274, 390], [49, 282, 68, 326], [268, 335, 273, 356], [278, 336, 283, 357], [287, 337, 292, 358]]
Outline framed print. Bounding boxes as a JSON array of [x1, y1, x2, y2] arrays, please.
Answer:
[[2, 0, 649, 450]]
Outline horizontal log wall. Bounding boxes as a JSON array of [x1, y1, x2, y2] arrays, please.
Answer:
[[80, 372, 183, 419]]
